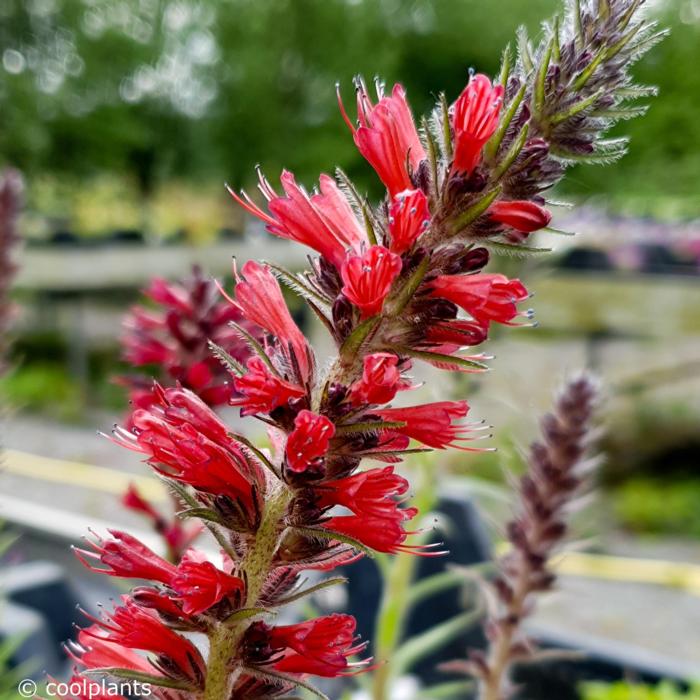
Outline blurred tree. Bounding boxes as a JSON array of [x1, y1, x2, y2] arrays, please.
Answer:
[[1, 0, 696, 231], [0, 0, 554, 190], [0, 0, 216, 195]]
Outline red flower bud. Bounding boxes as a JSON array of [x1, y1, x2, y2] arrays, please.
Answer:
[[489, 199, 552, 233], [426, 319, 490, 347]]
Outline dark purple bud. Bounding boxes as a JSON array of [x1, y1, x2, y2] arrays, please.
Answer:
[[332, 295, 355, 341]]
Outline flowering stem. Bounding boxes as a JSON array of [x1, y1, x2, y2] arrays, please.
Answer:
[[471, 375, 598, 700], [478, 553, 532, 700], [371, 460, 438, 700], [203, 486, 291, 700]]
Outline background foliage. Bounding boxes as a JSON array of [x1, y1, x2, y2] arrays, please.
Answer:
[[2, 0, 698, 235]]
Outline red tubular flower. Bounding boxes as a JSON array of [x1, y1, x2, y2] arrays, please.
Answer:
[[231, 356, 305, 416], [74, 530, 177, 584], [429, 273, 529, 328], [451, 73, 504, 174], [68, 626, 154, 675], [314, 465, 424, 556], [315, 466, 413, 519], [323, 514, 429, 555], [377, 401, 482, 451], [121, 267, 249, 407], [113, 409, 252, 505], [338, 81, 426, 196], [388, 189, 431, 254], [349, 353, 412, 405], [268, 614, 368, 677], [171, 550, 245, 615], [285, 410, 335, 473], [489, 199, 552, 234], [231, 260, 312, 382], [340, 245, 402, 319], [82, 598, 204, 683], [227, 170, 366, 269]]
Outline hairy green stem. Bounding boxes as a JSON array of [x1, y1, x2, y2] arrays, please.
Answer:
[[203, 487, 291, 700]]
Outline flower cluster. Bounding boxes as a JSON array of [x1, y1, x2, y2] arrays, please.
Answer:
[[120, 265, 252, 410], [70, 1, 657, 698]]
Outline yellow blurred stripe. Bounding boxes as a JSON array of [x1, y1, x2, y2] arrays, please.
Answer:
[[553, 550, 700, 596], [491, 542, 700, 596], [4, 449, 700, 595], [2, 448, 166, 502]]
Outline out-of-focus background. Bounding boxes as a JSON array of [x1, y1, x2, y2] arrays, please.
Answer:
[[1, 0, 699, 696]]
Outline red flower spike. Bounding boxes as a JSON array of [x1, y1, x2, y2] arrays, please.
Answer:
[[227, 170, 366, 269], [489, 200, 552, 234], [231, 356, 306, 416], [377, 401, 484, 451], [341, 245, 402, 319], [82, 598, 204, 683], [230, 260, 312, 382], [74, 530, 177, 584], [451, 73, 504, 174], [338, 81, 426, 196], [285, 410, 336, 473], [429, 273, 529, 329], [268, 614, 369, 677], [388, 189, 431, 254], [349, 353, 412, 406], [171, 550, 245, 616], [121, 267, 249, 408]]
